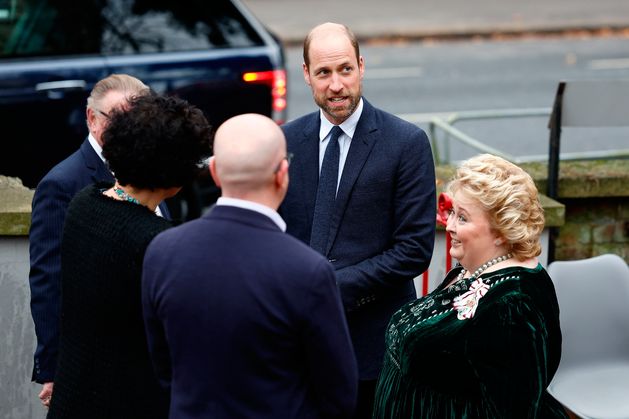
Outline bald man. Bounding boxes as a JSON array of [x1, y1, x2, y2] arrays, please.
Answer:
[[141, 114, 358, 419]]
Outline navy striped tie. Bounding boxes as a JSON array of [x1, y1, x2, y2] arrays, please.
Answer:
[[310, 126, 343, 254]]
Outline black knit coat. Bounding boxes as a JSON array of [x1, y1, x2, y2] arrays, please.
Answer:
[[47, 183, 172, 419]]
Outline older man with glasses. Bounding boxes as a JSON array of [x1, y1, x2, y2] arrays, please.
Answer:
[[28, 73, 170, 408]]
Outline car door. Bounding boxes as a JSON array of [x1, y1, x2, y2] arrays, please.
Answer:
[[96, 0, 287, 219], [0, 0, 286, 221], [99, 0, 285, 127]]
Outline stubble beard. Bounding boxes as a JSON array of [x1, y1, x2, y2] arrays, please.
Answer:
[[315, 87, 362, 125]]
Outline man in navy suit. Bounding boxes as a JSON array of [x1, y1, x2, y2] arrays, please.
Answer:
[[28, 74, 169, 407], [279, 22, 436, 417], [142, 113, 358, 419]]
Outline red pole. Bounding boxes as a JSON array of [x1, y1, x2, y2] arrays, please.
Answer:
[[445, 231, 452, 272], [422, 271, 429, 296]]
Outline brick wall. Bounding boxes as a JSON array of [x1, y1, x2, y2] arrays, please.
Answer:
[[555, 197, 628, 262]]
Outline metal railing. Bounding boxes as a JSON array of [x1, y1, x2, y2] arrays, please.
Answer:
[[398, 107, 629, 165]]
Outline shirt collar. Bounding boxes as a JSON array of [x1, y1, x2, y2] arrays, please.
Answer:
[[318, 97, 364, 141], [216, 197, 286, 232], [88, 133, 105, 163]]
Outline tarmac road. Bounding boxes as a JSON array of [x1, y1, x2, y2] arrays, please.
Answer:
[[241, 0, 629, 44]]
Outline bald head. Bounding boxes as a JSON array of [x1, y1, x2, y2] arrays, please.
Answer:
[[212, 114, 287, 200], [303, 22, 360, 68]]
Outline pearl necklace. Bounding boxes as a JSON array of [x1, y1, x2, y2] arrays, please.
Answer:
[[457, 253, 513, 282], [113, 187, 140, 205]]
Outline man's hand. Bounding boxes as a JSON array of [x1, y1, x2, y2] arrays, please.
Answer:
[[39, 382, 53, 408]]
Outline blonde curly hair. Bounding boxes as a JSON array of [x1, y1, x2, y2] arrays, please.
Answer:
[[446, 154, 545, 260]]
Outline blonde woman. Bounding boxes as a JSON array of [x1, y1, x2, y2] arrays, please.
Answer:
[[373, 154, 568, 418]]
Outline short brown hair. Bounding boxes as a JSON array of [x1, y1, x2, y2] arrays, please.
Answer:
[[303, 23, 360, 68]]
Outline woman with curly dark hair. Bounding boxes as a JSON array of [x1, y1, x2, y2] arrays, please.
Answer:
[[47, 94, 212, 419]]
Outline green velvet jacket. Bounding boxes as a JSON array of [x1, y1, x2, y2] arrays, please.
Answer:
[[373, 264, 569, 418]]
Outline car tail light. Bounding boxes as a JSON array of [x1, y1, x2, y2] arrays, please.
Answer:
[[243, 70, 287, 124]]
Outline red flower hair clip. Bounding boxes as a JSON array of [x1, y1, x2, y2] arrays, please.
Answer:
[[436, 192, 452, 227]]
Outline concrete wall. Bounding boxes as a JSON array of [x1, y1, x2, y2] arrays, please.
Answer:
[[0, 237, 43, 419], [0, 176, 43, 419]]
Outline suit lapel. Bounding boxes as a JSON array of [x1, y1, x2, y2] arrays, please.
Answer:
[[325, 101, 379, 255], [79, 139, 114, 183], [293, 115, 321, 223]]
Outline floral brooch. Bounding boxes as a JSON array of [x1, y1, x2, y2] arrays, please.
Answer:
[[452, 277, 489, 320]]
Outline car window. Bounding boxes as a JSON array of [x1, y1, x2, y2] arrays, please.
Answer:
[[0, 0, 264, 59]]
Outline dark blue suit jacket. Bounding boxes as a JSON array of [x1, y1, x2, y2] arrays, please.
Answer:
[[29, 138, 170, 383], [29, 139, 113, 383], [142, 205, 358, 419], [280, 99, 436, 379]]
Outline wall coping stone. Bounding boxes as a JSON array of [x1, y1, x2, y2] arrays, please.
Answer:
[[519, 159, 629, 198], [0, 176, 33, 236], [437, 159, 629, 200], [7, 159, 625, 236]]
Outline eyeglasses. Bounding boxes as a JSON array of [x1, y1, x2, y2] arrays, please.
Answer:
[[274, 152, 294, 173], [92, 107, 110, 120]]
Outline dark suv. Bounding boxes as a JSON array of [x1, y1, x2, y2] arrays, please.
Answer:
[[0, 0, 287, 221]]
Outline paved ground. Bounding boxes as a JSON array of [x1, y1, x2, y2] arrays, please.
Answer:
[[241, 0, 629, 45]]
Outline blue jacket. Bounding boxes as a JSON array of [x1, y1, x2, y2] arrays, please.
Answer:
[[280, 99, 436, 379], [29, 139, 169, 382], [142, 205, 358, 418], [29, 139, 114, 382]]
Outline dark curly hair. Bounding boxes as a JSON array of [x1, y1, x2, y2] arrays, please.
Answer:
[[102, 94, 212, 189]]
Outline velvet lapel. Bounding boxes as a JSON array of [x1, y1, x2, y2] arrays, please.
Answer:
[[324, 100, 379, 255]]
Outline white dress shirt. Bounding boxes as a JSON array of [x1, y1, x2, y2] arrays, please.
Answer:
[[318, 98, 364, 191], [216, 197, 287, 232]]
